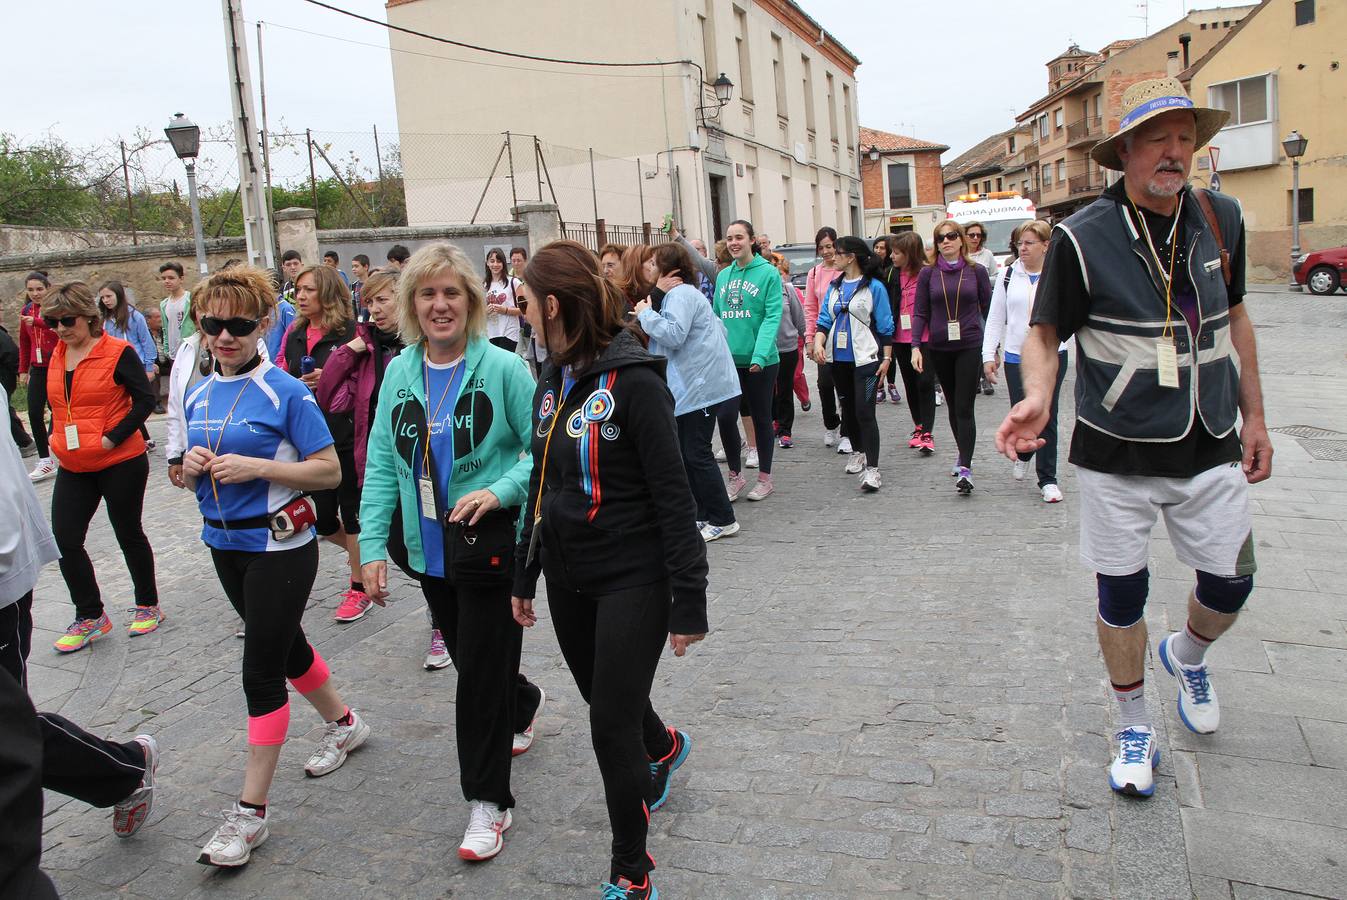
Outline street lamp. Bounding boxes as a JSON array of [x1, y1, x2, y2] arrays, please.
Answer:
[[165, 113, 208, 276], [696, 72, 735, 127], [868, 145, 881, 162], [1282, 130, 1308, 291]]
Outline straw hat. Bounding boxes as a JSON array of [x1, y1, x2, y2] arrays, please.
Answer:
[[1091, 77, 1229, 171]]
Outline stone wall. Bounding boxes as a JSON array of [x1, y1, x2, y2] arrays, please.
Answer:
[[0, 225, 178, 255]]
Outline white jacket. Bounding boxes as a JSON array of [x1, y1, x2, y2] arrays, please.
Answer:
[[0, 388, 59, 607], [166, 334, 269, 462], [982, 259, 1070, 362]]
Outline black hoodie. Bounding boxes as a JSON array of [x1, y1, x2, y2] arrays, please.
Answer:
[[513, 329, 709, 635]]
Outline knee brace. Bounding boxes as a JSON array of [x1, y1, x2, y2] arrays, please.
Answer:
[[1097, 568, 1149, 628], [248, 702, 291, 746], [1194, 570, 1253, 615], [288, 646, 330, 695]]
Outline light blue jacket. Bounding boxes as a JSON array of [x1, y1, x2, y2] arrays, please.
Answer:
[[637, 283, 741, 416], [103, 307, 157, 372], [264, 299, 296, 361]]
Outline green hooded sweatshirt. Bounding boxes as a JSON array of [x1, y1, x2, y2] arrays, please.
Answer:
[[358, 336, 535, 575], [713, 253, 783, 369]]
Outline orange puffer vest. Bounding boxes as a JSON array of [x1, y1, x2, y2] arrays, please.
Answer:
[[50, 333, 146, 472]]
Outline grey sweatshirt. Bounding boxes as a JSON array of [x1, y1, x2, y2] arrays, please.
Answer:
[[0, 387, 60, 608], [776, 279, 807, 352]]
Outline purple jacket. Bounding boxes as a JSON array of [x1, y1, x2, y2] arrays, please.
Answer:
[[911, 261, 992, 352], [314, 324, 400, 485]]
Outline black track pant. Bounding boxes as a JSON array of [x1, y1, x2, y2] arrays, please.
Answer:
[[212, 541, 319, 717], [832, 360, 881, 468], [25, 366, 50, 459], [929, 347, 981, 468], [717, 365, 778, 476], [51, 453, 158, 621], [894, 342, 935, 434], [677, 406, 735, 528], [548, 580, 675, 882], [420, 574, 541, 809], [1004, 349, 1069, 487], [0, 666, 59, 900], [772, 349, 799, 437], [815, 360, 843, 432]]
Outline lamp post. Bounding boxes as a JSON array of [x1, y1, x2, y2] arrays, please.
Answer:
[[1282, 129, 1308, 291], [695, 72, 735, 128], [165, 113, 209, 275]]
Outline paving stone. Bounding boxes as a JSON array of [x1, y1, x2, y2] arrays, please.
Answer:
[[1064, 808, 1111, 853], [934, 815, 1011, 845], [855, 809, 931, 834], [1013, 819, 1062, 851], [1297, 717, 1347, 769], [1185, 808, 1347, 898], [984, 793, 1061, 819], [1193, 753, 1347, 829]]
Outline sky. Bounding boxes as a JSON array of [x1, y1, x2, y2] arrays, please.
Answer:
[[4, 0, 1237, 169]]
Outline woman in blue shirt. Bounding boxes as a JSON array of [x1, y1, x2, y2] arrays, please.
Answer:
[[99, 281, 159, 450], [811, 236, 895, 493], [182, 265, 369, 869]]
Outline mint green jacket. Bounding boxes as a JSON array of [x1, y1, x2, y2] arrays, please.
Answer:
[[358, 336, 535, 574]]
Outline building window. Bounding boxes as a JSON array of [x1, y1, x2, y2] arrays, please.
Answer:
[[1007, 135, 1017, 154], [1295, 0, 1315, 25], [801, 55, 816, 132], [995, 177, 1003, 191], [825, 72, 838, 142], [887, 163, 911, 209], [1289, 188, 1314, 224], [842, 83, 854, 149], [1209, 75, 1273, 126], [1054, 107, 1064, 130], [699, 12, 716, 79], [1044, 166, 1052, 187], [1056, 159, 1065, 183], [771, 34, 787, 119], [735, 9, 752, 102]]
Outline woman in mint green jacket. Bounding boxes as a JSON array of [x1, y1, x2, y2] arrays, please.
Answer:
[[357, 242, 543, 863]]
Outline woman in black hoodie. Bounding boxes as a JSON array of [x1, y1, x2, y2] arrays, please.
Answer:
[[512, 241, 708, 900]]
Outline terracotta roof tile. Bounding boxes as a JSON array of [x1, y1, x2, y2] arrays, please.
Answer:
[[858, 126, 948, 154]]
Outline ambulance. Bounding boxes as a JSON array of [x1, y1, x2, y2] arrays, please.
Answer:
[[945, 192, 1038, 269]]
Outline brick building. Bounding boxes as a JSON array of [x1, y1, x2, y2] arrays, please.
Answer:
[[859, 127, 948, 238]]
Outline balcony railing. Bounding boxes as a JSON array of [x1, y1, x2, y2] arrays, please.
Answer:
[[1067, 116, 1104, 145], [1068, 173, 1105, 196]]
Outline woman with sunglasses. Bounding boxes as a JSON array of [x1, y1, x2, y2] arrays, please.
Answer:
[[889, 232, 937, 455], [964, 222, 999, 396], [19, 272, 59, 482], [872, 237, 903, 406], [98, 280, 159, 451], [182, 265, 368, 868], [359, 243, 545, 863], [514, 240, 706, 900], [912, 221, 992, 495], [41, 282, 162, 652], [484, 248, 524, 352], [803, 228, 847, 452], [982, 220, 1069, 503], [282, 266, 367, 620], [812, 237, 895, 493]]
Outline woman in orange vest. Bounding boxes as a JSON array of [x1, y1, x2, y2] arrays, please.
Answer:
[[43, 282, 162, 653]]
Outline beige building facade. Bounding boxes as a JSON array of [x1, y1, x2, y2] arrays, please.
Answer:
[[387, 0, 862, 244], [1184, 0, 1346, 281]]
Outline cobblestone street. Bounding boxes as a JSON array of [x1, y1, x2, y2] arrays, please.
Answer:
[[25, 289, 1347, 899]]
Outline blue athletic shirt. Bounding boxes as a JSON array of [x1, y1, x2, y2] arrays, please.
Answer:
[[830, 279, 862, 363], [184, 360, 334, 552], [416, 357, 467, 578]]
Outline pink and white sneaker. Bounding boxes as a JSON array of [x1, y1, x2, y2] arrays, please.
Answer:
[[334, 589, 373, 623]]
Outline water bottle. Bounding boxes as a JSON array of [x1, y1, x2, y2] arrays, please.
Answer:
[[300, 355, 315, 375]]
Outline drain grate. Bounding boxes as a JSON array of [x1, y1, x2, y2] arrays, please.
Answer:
[[1299, 440, 1347, 462], [1271, 425, 1346, 439]]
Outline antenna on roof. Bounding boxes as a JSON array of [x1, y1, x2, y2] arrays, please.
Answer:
[[1132, 0, 1149, 35]]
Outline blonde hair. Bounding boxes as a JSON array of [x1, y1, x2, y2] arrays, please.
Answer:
[[294, 265, 353, 334], [361, 270, 399, 307], [396, 242, 487, 344], [43, 282, 103, 336], [191, 265, 278, 323], [1019, 219, 1052, 244]]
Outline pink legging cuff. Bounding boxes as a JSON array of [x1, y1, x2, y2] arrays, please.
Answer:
[[288, 646, 331, 694], [248, 703, 291, 746]]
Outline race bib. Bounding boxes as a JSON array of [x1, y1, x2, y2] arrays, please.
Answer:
[[1156, 340, 1180, 388], [947, 321, 961, 342]]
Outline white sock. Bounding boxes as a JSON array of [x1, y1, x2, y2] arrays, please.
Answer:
[[1112, 680, 1150, 729]]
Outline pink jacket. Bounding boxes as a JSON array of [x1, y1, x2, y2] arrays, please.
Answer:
[[314, 324, 398, 485], [803, 263, 840, 343], [890, 269, 928, 344]]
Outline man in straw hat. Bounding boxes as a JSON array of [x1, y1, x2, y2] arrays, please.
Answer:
[[996, 77, 1273, 799]]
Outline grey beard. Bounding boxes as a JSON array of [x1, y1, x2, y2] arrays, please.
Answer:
[[1144, 171, 1186, 199]]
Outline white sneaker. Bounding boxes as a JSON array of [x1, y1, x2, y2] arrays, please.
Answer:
[[112, 735, 158, 837], [844, 452, 866, 475], [304, 709, 370, 777], [745, 476, 774, 501], [860, 467, 882, 492], [424, 628, 452, 670], [1013, 459, 1029, 481], [950, 464, 962, 477], [1159, 634, 1220, 734], [198, 803, 269, 867], [701, 521, 740, 542], [838, 437, 853, 454], [714, 446, 727, 463], [513, 687, 546, 756], [824, 428, 837, 448], [744, 448, 759, 469], [29, 458, 56, 482], [1041, 484, 1064, 503], [458, 800, 512, 861], [1108, 726, 1159, 797]]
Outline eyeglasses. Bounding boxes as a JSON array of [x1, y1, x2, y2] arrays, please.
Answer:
[[199, 316, 261, 337], [43, 315, 79, 329], [937, 233, 962, 243]]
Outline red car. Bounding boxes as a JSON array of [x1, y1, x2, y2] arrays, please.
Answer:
[[1293, 246, 1347, 295]]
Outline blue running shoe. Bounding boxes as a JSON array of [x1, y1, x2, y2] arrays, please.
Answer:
[[1158, 633, 1220, 734], [648, 728, 691, 812], [601, 875, 656, 899], [1108, 725, 1159, 797]]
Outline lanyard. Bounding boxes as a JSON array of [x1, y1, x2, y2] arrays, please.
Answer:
[[1129, 198, 1180, 340], [940, 266, 966, 324], [202, 374, 253, 530], [420, 351, 463, 479]]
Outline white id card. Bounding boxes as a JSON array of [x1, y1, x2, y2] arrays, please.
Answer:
[[947, 321, 961, 342], [418, 477, 437, 520], [35, 346, 43, 364], [900, 314, 912, 332], [64, 424, 80, 449], [836, 330, 849, 350], [1156, 341, 1180, 388]]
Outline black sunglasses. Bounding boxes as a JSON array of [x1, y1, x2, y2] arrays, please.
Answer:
[[937, 233, 962, 243], [43, 315, 79, 329], [967, 232, 985, 240], [199, 316, 261, 337]]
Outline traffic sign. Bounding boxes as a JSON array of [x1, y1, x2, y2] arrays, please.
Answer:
[[1209, 146, 1221, 173], [1210, 172, 1222, 192]]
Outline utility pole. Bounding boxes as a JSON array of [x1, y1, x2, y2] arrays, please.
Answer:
[[222, 0, 275, 269]]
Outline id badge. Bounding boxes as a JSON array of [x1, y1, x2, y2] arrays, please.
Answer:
[[900, 313, 912, 331], [947, 321, 961, 342], [418, 477, 437, 520], [1156, 340, 1180, 388], [526, 516, 542, 567], [836, 330, 849, 350], [64, 424, 80, 449], [35, 346, 43, 364]]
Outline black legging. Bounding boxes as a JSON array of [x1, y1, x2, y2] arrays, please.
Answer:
[[211, 540, 319, 717], [895, 341, 936, 434], [815, 361, 843, 432], [25, 366, 50, 459], [420, 574, 541, 810], [928, 347, 981, 468], [772, 348, 799, 437], [832, 360, 881, 468], [51, 453, 157, 622], [488, 336, 518, 353], [717, 365, 778, 476], [548, 580, 675, 883]]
